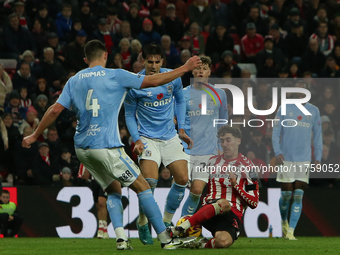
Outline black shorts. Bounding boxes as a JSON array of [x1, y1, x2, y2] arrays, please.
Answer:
[[202, 210, 241, 242], [91, 181, 107, 203]]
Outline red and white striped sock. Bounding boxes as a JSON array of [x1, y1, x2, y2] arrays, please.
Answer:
[[204, 238, 216, 248]]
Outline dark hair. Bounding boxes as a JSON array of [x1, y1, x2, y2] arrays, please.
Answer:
[[218, 125, 242, 139], [318, 20, 328, 27], [62, 3, 72, 10], [200, 56, 212, 68], [152, 9, 161, 17], [20, 61, 30, 69], [1, 190, 10, 195], [48, 126, 57, 133], [107, 7, 118, 16], [84, 40, 107, 62], [142, 44, 165, 59]]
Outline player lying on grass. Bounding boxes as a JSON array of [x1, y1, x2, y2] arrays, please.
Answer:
[[170, 125, 259, 248], [22, 40, 201, 250]]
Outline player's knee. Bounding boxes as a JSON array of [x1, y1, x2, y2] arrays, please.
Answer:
[[174, 176, 188, 186], [215, 237, 233, 248], [98, 198, 106, 209], [218, 199, 231, 213], [190, 185, 203, 196]]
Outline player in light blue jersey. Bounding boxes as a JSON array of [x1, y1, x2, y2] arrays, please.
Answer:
[[22, 40, 202, 250], [180, 56, 228, 217], [272, 81, 322, 241], [124, 44, 192, 245]]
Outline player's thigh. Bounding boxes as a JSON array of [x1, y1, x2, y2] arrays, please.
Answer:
[[162, 134, 188, 169], [105, 180, 122, 194], [167, 159, 188, 185], [139, 136, 162, 168], [139, 159, 159, 180], [214, 231, 233, 248], [294, 180, 307, 190], [97, 196, 107, 209], [276, 161, 296, 184]]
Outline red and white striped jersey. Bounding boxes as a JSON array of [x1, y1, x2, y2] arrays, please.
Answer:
[[204, 153, 259, 222], [78, 163, 94, 180]]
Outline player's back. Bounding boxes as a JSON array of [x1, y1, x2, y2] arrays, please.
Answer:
[[65, 66, 128, 149]]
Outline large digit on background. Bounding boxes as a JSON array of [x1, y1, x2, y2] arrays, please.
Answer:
[[86, 89, 100, 117], [56, 187, 97, 238]]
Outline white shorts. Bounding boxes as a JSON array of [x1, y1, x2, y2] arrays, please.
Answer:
[[139, 134, 188, 167], [76, 147, 140, 189], [187, 154, 214, 183], [276, 161, 310, 184]]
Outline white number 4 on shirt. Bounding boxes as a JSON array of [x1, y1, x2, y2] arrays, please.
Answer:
[[86, 89, 101, 117]]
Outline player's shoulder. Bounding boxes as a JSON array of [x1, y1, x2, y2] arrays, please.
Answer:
[[208, 154, 223, 164], [238, 153, 255, 167], [305, 102, 320, 113]]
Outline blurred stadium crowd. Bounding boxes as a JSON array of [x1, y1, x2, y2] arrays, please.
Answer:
[[0, 0, 339, 188]]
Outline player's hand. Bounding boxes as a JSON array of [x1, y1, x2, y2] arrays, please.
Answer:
[[276, 154, 285, 165], [8, 215, 14, 221], [184, 56, 202, 72], [133, 139, 144, 155], [229, 172, 237, 187], [179, 129, 194, 149], [22, 134, 37, 148]]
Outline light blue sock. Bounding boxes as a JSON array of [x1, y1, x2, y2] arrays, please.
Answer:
[[138, 189, 165, 234], [279, 191, 292, 221], [181, 192, 201, 217], [165, 182, 186, 214], [107, 192, 123, 229], [289, 189, 304, 229], [139, 178, 158, 216]]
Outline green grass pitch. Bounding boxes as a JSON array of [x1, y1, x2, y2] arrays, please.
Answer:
[[1, 237, 339, 255]]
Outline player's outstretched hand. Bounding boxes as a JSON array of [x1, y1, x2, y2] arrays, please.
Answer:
[[184, 56, 202, 72], [22, 134, 37, 148], [179, 129, 194, 149], [276, 154, 285, 165], [133, 139, 144, 155]]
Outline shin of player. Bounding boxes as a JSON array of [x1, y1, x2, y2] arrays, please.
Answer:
[[173, 126, 259, 249], [180, 56, 228, 217]]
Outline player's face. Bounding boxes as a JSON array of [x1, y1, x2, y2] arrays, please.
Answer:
[[192, 64, 211, 79], [0, 194, 10, 204], [143, 55, 163, 75], [219, 133, 240, 159]]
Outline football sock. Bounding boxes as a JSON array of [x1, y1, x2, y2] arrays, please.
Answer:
[[107, 193, 127, 240], [181, 192, 201, 217], [183, 203, 222, 228], [205, 238, 216, 248], [138, 178, 158, 226], [279, 191, 292, 221], [164, 182, 186, 223], [138, 189, 166, 234], [289, 189, 304, 231]]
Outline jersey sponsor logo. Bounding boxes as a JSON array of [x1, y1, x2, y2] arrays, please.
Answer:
[[86, 124, 101, 136], [188, 109, 214, 116], [119, 170, 133, 182], [167, 85, 173, 94], [143, 97, 172, 107], [147, 92, 153, 97], [285, 120, 310, 128], [79, 70, 105, 79]]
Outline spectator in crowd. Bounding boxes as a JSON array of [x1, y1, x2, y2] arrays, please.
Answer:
[[256, 81, 272, 110], [161, 35, 180, 69], [3, 13, 36, 60], [18, 106, 40, 135], [187, 22, 205, 55], [159, 0, 188, 23], [178, 35, 192, 52], [319, 56, 340, 77], [0, 117, 8, 171], [31, 19, 47, 59], [214, 50, 241, 78], [4, 91, 27, 126], [283, 21, 309, 60], [13, 1, 31, 30], [179, 49, 193, 86], [126, 3, 143, 36], [118, 38, 132, 70], [229, 0, 250, 33], [163, 4, 184, 44], [40, 47, 67, 91], [322, 101, 339, 131], [107, 7, 122, 35], [106, 0, 126, 20], [138, 18, 161, 46], [33, 93, 50, 121], [210, 0, 235, 30], [256, 35, 286, 71], [242, 5, 268, 37], [323, 129, 338, 163], [157, 167, 172, 188], [12, 62, 36, 95], [65, 30, 88, 72], [268, 23, 286, 52], [32, 142, 60, 185], [0, 190, 23, 237], [188, 0, 213, 33], [108, 52, 125, 69], [92, 18, 117, 55], [205, 23, 234, 64], [310, 21, 336, 56], [300, 39, 327, 75], [55, 3, 73, 43], [79, 2, 97, 37], [241, 22, 264, 63], [316, 86, 336, 110], [59, 147, 80, 179], [321, 115, 333, 132], [45, 32, 65, 64], [0, 63, 13, 109], [310, 6, 330, 33], [45, 127, 63, 157], [151, 9, 166, 36], [18, 50, 42, 78], [257, 55, 279, 77], [19, 87, 32, 108], [245, 129, 270, 164], [283, 7, 307, 33], [36, 4, 57, 33], [117, 21, 135, 41], [58, 167, 74, 186], [330, 44, 340, 66], [288, 62, 300, 78], [65, 19, 83, 44]]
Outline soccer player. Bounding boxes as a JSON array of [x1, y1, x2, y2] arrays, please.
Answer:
[[22, 40, 201, 250], [172, 125, 259, 248], [124, 44, 192, 245], [272, 81, 322, 240], [181, 56, 228, 217]]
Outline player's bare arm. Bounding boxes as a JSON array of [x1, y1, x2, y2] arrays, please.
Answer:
[[22, 102, 65, 148], [141, 56, 202, 88]]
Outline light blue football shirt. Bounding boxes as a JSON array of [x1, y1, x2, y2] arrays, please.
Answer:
[[124, 68, 185, 142], [57, 66, 145, 149]]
